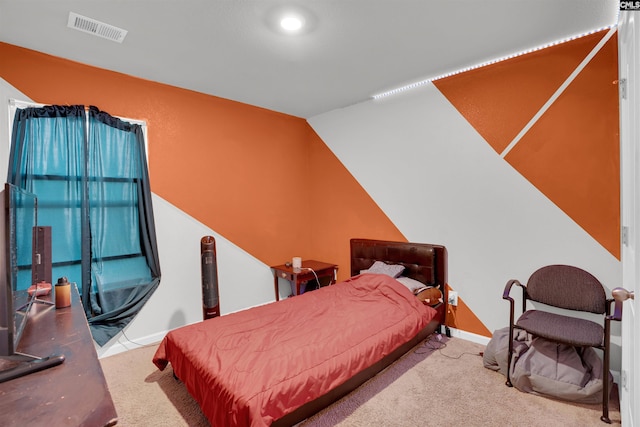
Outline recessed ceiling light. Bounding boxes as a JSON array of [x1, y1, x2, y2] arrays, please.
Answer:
[[280, 14, 304, 32], [265, 6, 316, 36]]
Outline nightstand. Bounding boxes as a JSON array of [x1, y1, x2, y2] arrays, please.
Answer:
[[271, 260, 338, 300]]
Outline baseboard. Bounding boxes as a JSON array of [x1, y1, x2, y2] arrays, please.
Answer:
[[612, 371, 621, 388], [96, 330, 167, 359], [442, 327, 491, 346]]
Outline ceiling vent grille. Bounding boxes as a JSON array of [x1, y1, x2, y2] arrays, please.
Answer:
[[67, 12, 128, 43]]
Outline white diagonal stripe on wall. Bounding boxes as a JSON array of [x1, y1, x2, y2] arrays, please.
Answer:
[[500, 27, 617, 159]]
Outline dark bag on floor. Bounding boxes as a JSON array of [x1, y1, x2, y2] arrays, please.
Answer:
[[483, 327, 611, 404]]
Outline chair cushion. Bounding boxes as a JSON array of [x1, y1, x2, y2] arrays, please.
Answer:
[[516, 310, 604, 347]]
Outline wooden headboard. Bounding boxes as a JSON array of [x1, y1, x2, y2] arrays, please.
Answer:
[[350, 238, 447, 290]]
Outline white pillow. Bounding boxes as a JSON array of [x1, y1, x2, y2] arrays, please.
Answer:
[[396, 276, 426, 292], [360, 261, 405, 278]]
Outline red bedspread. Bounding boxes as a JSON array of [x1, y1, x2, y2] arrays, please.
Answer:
[[152, 273, 437, 427]]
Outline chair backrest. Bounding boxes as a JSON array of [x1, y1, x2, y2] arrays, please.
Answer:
[[526, 265, 607, 314]]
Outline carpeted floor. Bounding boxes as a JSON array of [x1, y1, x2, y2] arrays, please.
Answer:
[[100, 336, 620, 426]]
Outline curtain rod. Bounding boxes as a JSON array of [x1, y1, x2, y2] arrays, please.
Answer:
[[8, 98, 147, 128], [9, 98, 47, 109], [10, 98, 90, 111]]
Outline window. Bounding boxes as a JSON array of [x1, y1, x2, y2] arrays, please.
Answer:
[[8, 103, 161, 345]]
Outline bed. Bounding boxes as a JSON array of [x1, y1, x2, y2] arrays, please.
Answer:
[[152, 238, 448, 426]]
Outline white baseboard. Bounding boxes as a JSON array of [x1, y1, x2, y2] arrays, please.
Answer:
[[612, 371, 621, 387], [442, 327, 491, 346], [96, 330, 168, 359]]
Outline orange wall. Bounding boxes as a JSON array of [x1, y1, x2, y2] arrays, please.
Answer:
[[0, 42, 402, 281], [434, 30, 620, 259]]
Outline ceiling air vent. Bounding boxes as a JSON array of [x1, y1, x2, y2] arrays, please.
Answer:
[[67, 12, 128, 43]]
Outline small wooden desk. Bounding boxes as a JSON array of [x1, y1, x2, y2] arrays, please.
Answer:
[[271, 260, 338, 300], [0, 285, 117, 427]]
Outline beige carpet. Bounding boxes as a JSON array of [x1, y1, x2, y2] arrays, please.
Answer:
[[100, 336, 620, 426]]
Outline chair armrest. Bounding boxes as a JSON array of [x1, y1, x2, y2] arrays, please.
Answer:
[[503, 279, 524, 330], [503, 279, 524, 301]]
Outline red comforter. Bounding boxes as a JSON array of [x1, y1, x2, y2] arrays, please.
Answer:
[[152, 273, 437, 427]]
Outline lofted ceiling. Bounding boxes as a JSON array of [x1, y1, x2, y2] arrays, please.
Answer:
[[0, 1, 619, 118]]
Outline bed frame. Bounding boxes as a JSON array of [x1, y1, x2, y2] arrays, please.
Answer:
[[351, 238, 448, 329], [350, 238, 448, 292], [272, 238, 448, 426]]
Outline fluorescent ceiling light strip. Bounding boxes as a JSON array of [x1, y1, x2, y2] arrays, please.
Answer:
[[372, 25, 616, 100], [500, 26, 616, 159]]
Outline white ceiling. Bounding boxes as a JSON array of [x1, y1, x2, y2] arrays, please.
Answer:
[[0, 1, 619, 118]]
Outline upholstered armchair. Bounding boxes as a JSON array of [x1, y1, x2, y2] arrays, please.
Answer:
[[502, 265, 622, 424]]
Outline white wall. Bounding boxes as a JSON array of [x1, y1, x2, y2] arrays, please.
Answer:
[[0, 78, 20, 178], [308, 82, 622, 368]]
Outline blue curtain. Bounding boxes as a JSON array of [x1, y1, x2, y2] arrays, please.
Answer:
[[8, 105, 161, 346], [8, 105, 88, 293]]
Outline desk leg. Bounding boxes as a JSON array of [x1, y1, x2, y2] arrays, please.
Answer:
[[290, 273, 302, 297], [289, 280, 296, 297], [274, 275, 280, 301]]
